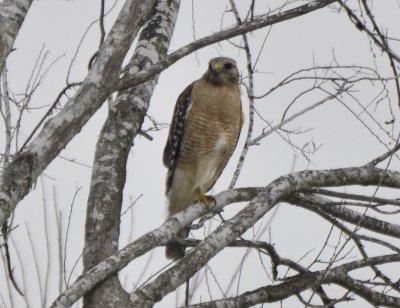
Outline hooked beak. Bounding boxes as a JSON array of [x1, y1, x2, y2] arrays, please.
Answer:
[[210, 63, 221, 76]]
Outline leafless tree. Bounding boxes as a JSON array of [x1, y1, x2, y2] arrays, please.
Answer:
[[1, 0, 400, 307]]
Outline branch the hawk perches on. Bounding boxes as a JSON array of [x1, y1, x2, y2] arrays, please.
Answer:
[[163, 57, 243, 260]]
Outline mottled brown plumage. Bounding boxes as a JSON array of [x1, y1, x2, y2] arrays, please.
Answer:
[[163, 57, 243, 259]]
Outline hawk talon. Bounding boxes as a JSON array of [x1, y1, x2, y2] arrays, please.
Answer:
[[194, 191, 216, 209], [205, 195, 216, 208]]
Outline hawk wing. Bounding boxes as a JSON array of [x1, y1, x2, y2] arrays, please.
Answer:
[[163, 83, 194, 193]]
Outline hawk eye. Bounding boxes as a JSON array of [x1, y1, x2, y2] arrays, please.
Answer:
[[224, 63, 234, 70]]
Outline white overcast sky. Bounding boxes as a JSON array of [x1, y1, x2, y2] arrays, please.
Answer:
[[1, 0, 399, 307]]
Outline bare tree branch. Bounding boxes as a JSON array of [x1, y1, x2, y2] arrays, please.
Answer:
[[2, 1, 400, 306], [48, 165, 399, 307], [0, 0, 33, 73], [228, 0, 255, 189], [50, 188, 258, 308], [188, 254, 400, 307], [251, 86, 347, 145], [82, 0, 180, 307], [0, 0, 337, 232], [116, 0, 337, 92], [187, 272, 324, 308], [0, 0, 156, 227], [130, 166, 400, 307], [292, 193, 400, 238]]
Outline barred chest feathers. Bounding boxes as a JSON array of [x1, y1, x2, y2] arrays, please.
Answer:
[[163, 56, 242, 260]]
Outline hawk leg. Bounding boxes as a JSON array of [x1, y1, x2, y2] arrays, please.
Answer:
[[194, 190, 216, 209]]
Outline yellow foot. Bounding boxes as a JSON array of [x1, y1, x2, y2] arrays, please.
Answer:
[[194, 191, 216, 208]]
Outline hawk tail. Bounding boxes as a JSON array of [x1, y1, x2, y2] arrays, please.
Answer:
[[165, 228, 189, 260]]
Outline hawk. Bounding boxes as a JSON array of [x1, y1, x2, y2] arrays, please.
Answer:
[[163, 57, 243, 260]]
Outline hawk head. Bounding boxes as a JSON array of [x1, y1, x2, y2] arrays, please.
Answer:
[[204, 57, 239, 86]]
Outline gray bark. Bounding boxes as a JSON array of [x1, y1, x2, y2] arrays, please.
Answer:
[[292, 193, 400, 237], [51, 166, 400, 307], [0, 0, 32, 73], [4, 1, 398, 306], [188, 272, 324, 308], [188, 254, 400, 307], [82, 0, 180, 307], [116, 0, 337, 92], [0, 0, 336, 230], [0, 0, 155, 226], [130, 166, 400, 307]]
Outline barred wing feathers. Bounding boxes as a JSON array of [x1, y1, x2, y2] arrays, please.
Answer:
[[163, 83, 194, 193]]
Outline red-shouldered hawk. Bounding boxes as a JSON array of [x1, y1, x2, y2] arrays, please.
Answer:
[[163, 57, 243, 260]]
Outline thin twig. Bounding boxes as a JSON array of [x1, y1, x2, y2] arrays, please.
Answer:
[[301, 187, 400, 207], [64, 187, 82, 287], [16, 82, 82, 154], [229, 0, 255, 189], [41, 177, 51, 307], [360, 0, 400, 110], [1, 223, 23, 296], [25, 222, 43, 303], [0, 251, 14, 307], [53, 186, 64, 293], [99, 0, 106, 48], [366, 141, 400, 167], [251, 85, 347, 145], [337, 0, 400, 64], [8, 237, 28, 306], [1, 69, 11, 166]]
